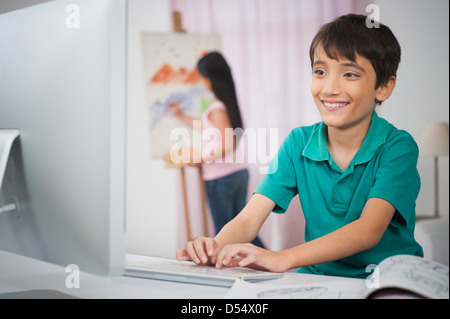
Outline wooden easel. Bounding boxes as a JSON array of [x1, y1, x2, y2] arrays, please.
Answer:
[[172, 10, 186, 33], [163, 150, 208, 242], [164, 10, 208, 242]]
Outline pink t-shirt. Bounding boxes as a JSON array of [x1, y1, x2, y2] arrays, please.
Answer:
[[201, 100, 247, 181]]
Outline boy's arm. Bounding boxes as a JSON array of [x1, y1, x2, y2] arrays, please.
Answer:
[[215, 197, 396, 272], [281, 197, 396, 269], [176, 194, 275, 264], [215, 193, 275, 246]]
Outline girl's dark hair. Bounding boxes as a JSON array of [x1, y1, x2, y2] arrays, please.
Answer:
[[197, 52, 243, 133], [310, 14, 401, 90]]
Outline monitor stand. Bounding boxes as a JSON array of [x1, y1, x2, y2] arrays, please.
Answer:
[[0, 129, 21, 218]]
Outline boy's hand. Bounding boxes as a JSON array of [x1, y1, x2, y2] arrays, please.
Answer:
[[214, 243, 286, 273], [176, 237, 220, 265]]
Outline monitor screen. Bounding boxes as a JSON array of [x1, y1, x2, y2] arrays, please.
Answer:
[[0, 0, 127, 275]]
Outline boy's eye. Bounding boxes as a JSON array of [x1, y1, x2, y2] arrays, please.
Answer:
[[314, 69, 326, 76], [344, 72, 360, 78]]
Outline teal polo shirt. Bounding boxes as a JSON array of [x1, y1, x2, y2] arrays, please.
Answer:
[[255, 112, 423, 279]]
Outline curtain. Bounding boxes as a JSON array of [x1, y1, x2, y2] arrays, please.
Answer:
[[171, 0, 368, 250]]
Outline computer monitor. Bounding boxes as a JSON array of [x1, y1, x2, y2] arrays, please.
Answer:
[[0, 0, 127, 275]]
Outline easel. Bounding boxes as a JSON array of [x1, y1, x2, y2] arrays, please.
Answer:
[[163, 150, 209, 242], [161, 11, 208, 242], [172, 10, 186, 33]]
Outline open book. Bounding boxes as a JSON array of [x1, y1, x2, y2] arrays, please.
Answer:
[[364, 254, 448, 299], [225, 255, 449, 299]]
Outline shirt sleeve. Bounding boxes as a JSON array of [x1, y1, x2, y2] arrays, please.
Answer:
[[206, 100, 226, 114], [254, 132, 299, 214], [368, 134, 421, 226]]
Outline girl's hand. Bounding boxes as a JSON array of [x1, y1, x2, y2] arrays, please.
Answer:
[[214, 243, 287, 273], [176, 237, 220, 266], [167, 100, 182, 117]]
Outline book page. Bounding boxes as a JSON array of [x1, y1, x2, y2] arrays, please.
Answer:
[[225, 279, 366, 299], [366, 255, 449, 299]]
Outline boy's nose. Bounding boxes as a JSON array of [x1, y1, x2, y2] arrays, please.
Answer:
[[322, 75, 341, 96]]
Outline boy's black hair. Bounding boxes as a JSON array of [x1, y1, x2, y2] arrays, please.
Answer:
[[310, 14, 401, 90], [197, 51, 243, 134]]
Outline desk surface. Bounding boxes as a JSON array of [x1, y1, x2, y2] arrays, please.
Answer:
[[0, 249, 364, 299]]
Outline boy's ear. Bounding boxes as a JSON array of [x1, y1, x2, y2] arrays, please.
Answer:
[[376, 76, 396, 102]]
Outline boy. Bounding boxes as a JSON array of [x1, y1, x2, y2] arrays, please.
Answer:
[[176, 14, 423, 279]]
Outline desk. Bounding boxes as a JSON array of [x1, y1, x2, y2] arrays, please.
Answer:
[[0, 249, 364, 299]]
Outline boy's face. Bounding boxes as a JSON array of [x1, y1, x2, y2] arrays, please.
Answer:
[[311, 45, 389, 131]]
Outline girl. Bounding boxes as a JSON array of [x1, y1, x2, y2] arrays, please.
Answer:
[[168, 52, 265, 248]]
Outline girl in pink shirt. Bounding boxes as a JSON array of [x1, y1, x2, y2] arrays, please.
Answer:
[[169, 52, 264, 248]]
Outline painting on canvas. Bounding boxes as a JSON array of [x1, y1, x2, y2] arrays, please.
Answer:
[[140, 32, 222, 158]]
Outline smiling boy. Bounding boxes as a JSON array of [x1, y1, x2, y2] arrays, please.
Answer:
[[177, 14, 423, 278]]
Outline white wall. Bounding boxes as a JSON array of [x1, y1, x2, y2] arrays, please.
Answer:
[[375, 0, 449, 218], [125, 0, 180, 258]]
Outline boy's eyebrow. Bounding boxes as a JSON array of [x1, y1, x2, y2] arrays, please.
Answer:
[[313, 60, 366, 73], [312, 60, 325, 67], [340, 62, 365, 73]]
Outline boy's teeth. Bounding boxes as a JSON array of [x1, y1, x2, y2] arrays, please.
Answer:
[[324, 102, 347, 108]]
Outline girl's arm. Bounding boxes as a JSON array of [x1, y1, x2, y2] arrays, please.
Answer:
[[167, 101, 200, 129], [202, 108, 236, 163], [168, 102, 233, 162], [215, 197, 396, 272]]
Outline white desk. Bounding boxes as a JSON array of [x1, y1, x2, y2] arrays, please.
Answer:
[[0, 249, 364, 299]]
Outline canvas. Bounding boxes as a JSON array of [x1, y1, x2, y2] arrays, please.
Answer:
[[140, 32, 222, 158]]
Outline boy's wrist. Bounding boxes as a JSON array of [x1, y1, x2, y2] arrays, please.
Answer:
[[274, 249, 296, 273]]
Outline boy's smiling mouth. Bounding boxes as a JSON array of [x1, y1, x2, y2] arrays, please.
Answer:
[[322, 100, 349, 111]]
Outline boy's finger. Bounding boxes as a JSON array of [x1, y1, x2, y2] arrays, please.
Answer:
[[185, 241, 200, 264], [193, 239, 208, 264], [216, 244, 240, 268], [205, 239, 216, 256], [176, 248, 187, 261], [238, 254, 257, 268]]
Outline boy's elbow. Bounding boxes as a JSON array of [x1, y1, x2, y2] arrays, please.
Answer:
[[356, 220, 385, 251], [366, 234, 382, 250], [363, 227, 384, 250]]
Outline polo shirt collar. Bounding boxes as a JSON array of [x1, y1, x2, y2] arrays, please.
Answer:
[[302, 111, 390, 165], [303, 121, 330, 162]]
